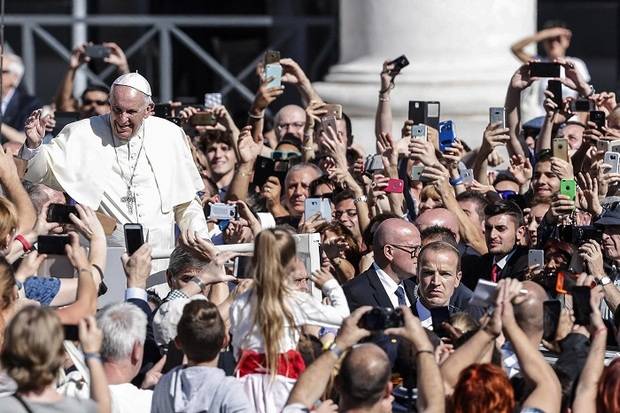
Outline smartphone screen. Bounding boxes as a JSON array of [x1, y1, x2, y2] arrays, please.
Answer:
[[572, 286, 592, 326], [124, 223, 144, 256], [252, 156, 275, 187], [542, 300, 562, 342], [47, 204, 78, 224], [37, 235, 70, 255], [63, 324, 80, 341], [547, 80, 563, 107], [430, 306, 451, 337], [590, 111, 606, 130], [529, 62, 561, 78]]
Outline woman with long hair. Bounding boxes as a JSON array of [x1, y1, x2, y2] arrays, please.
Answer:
[[230, 228, 349, 413]]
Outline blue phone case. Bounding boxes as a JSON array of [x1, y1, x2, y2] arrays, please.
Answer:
[[439, 120, 456, 152]]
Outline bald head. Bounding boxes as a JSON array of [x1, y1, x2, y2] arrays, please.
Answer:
[[275, 104, 306, 140], [513, 281, 546, 339], [337, 344, 391, 409], [373, 218, 420, 256], [415, 208, 460, 242]]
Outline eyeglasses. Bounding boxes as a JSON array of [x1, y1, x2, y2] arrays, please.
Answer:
[[277, 122, 305, 130], [390, 244, 421, 259], [83, 99, 109, 106]]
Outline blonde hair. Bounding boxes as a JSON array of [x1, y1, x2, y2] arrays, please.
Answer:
[[1, 307, 65, 392], [0, 257, 16, 347], [0, 197, 18, 247], [251, 228, 297, 376]]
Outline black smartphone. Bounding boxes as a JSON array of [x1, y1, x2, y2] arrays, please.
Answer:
[[571, 99, 592, 112], [124, 223, 144, 256], [359, 307, 404, 331], [37, 235, 70, 255], [63, 324, 80, 341], [85, 45, 110, 59], [162, 340, 185, 374], [430, 306, 451, 338], [547, 80, 562, 107], [408, 101, 440, 131], [388, 54, 409, 75], [52, 111, 80, 136], [46, 203, 78, 224], [252, 156, 276, 188], [529, 62, 561, 78], [572, 286, 592, 326], [154, 103, 172, 119], [590, 111, 606, 130], [543, 300, 562, 342]]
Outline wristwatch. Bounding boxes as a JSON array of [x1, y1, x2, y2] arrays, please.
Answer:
[[354, 195, 367, 204], [190, 276, 207, 291], [597, 276, 612, 286]]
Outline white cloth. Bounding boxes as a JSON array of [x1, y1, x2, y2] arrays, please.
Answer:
[[153, 295, 208, 347], [113, 73, 152, 96], [20, 114, 208, 272], [109, 383, 152, 413], [238, 374, 294, 413], [373, 263, 411, 308], [229, 279, 349, 359], [520, 55, 590, 122]]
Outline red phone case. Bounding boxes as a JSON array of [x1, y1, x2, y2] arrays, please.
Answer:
[[385, 179, 404, 193]]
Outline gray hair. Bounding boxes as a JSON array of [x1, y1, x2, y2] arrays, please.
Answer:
[[96, 302, 147, 361], [167, 246, 208, 278], [284, 162, 323, 189], [5, 54, 24, 83]]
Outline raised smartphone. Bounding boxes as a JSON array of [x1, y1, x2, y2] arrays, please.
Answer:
[[489, 107, 505, 128], [47, 204, 78, 224], [439, 120, 457, 152], [560, 178, 576, 201], [124, 223, 144, 256], [304, 198, 332, 222], [37, 235, 70, 255], [552, 138, 569, 162], [572, 286, 592, 326], [605, 151, 620, 174], [528, 249, 544, 268], [529, 62, 561, 78], [385, 179, 404, 193]]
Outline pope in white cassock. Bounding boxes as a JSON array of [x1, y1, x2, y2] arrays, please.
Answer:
[[20, 73, 208, 272]]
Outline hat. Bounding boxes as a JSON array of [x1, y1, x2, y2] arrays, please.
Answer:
[[152, 295, 207, 348], [595, 203, 620, 226], [112, 72, 152, 97], [522, 116, 546, 131]]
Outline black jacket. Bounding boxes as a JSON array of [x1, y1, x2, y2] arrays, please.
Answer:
[[2, 87, 40, 133], [343, 266, 417, 311], [461, 246, 530, 291]]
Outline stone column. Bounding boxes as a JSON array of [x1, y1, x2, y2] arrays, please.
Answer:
[[314, 0, 537, 154]]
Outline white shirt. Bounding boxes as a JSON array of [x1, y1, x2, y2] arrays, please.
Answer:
[[109, 383, 152, 413], [493, 249, 516, 270], [373, 263, 411, 308], [1, 88, 15, 115], [230, 279, 349, 359]]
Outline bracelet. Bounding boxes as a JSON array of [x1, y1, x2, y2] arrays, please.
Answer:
[[248, 111, 264, 119], [327, 341, 346, 359], [354, 195, 367, 204], [379, 94, 390, 102], [237, 170, 253, 177], [15, 235, 32, 252], [78, 268, 92, 273], [190, 276, 207, 291], [415, 349, 434, 358], [84, 352, 102, 362], [92, 264, 104, 280]]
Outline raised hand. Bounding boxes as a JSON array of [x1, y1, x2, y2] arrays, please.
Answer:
[[121, 243, 153, 289], [280, 58, 308, 85], [553, 57, 591, 96], [508, 154, 533, 186], [510, 63, 538, 91], [252, 77, 284, 113], [78, 316, 103, 353], [102, 42, 129, 74], [24, 109, 52, 149], [481, 122, 510, 156], [576, 172, 602, 216], [237, 125, 262, 164], [69, 204, 106, 241], [69, 43, 89, 70]]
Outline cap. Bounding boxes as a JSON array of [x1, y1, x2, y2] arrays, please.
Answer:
[[152, 294, 207, 348], [112, 72, 152, 97], [595, 203, 620, 226]]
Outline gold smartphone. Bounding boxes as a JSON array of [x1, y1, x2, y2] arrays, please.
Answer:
[[552, 138, 569, 162]]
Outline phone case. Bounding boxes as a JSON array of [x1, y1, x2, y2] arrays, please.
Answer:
[[560, 179, 576, 201], [552, 138, 569, 162], [385, 179, 404, 193], [489, 107, 505, 128], [528, 249, 544, 268], [324, 104, 342, 120], [265, 64, 282, 88], [321, 115, 338, 136], [439, 120, 457, 152], [411, 165, 425, 181], [547, 80, 563, 106], [605, 151, 620, 174], [529, 62, 561, 78], [411, 125, 427, 141], [124, 223, 144, 256], [304, 198, 322, 219], [365, 155, 384, 173]]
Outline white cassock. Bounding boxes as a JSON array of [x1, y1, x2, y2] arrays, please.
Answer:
[[19, 113, 208, 272]]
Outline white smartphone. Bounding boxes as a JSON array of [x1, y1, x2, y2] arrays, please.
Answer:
[[364, 154, 384, 174], [411, 164, 425, 181], [461, 168, 474, 184], [304, 198, 332, 222], [597, 139, 620, 153], [470, 279, 528, 307], [605, 151, 620, 174], [411, 125, 428, 141], [265, 63, 282, 88], [528, 249, 544, 268], [489, 107, 506, 129]]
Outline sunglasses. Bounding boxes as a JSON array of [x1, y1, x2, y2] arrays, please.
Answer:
[[497, 190, 517, 200]]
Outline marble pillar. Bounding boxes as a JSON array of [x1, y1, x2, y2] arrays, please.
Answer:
[[314, 0, 537, 154]]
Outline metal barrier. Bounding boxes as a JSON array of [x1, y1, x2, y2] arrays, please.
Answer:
[[4, 14, 337, 101]]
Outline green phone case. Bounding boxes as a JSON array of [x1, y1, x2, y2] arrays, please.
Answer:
[[560, 179, 576, 201]]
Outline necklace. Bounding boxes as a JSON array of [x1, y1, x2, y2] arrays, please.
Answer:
[[111, 126, 145, 217]]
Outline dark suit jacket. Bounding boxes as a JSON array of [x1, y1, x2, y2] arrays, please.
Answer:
[[2, 87, 40, 133], [343, 266, 417, 312], [461, 246, 529, 291], [411, 283, 485, 321]]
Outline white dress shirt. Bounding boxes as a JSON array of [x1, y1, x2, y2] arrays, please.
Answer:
[[373, 263, 411, 308], [493, 248, 516, 270]]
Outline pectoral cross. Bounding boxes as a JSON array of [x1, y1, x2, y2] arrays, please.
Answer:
[[121, 187, 136, 215]]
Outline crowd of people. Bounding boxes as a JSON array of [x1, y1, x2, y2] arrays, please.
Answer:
[[0, 17, 618, 413]]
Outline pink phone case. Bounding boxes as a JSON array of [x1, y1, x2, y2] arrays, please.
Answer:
[[385, 179, 404, 193]]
